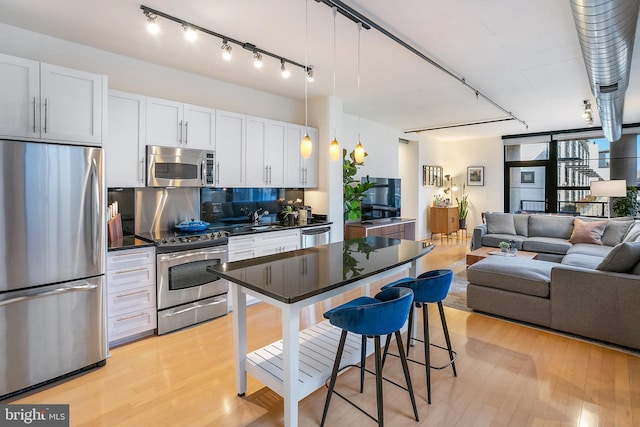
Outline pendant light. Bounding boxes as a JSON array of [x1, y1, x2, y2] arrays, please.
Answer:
[[329, 7, 341, 161], [300, 0, 313, 159], [353, 22, 365, 164]]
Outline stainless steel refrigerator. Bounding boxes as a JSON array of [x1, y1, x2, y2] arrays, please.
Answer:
[[0, 139, 107, 399]]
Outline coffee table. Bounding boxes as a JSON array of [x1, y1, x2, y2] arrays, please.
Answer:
[[466, 246, 538, 267]]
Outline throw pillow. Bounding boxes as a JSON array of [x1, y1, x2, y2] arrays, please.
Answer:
[[602, 219, 634, 246], [623, 222, 640, 242], [528, 215, 574, 239], [513, 214, 529, 237], [484, 212, 516, 235], [569, 218, 607, 244], [596, 242, 640, 273]]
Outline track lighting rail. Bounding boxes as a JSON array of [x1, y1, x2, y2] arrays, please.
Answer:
[[140, 5, 310, 72], [315, 0, 528, 131]]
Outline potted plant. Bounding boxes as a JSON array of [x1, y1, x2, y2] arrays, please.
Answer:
[[498, 241, 510, 253], [343, 149, 376, 221], [613, 186, 639, 217], [456, 183, 469, 229]]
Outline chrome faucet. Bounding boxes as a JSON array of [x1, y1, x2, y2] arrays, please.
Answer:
[[244, 208, 269, 225]]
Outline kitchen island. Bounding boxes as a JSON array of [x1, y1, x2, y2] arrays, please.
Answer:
[[210, 236, 434, 427]]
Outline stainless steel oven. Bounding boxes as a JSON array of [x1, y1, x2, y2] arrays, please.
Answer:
[[156, 245, 228, 334], [146, 145, 215, 187]]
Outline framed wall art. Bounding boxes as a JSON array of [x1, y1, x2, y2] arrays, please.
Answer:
[[467, 166, 484, 186]]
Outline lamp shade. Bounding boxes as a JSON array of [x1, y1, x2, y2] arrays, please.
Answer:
[[590, 180, 627, 197], [353, 142, 365, 163], [300, 133, 312, 158], [329, 138, 340, 161]]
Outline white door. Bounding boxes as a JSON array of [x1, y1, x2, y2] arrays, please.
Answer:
[[40, 63, 103, 144], [183, 103, 215, 149], [107, 90, 146, 187], [215, 110, 246, 187], [245, 116, 267, 187], [146, 97, 183, 147], [0, 53, 40, 139], [266, 120, 286, 187]]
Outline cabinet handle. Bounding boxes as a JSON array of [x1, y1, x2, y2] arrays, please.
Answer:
[[216, 163, 220, 184], [115, 289, 150, 299], [184, 121, 188, 144], [140, 158, 145, 184], [117, 312, 147, 322], [264, 166, 269, 184], [178, 120, 183, 144], [44, 98, 48, 134], [32, 97, 36, 133], [114, 266, 148, 275], [269, 165, 272, 184]]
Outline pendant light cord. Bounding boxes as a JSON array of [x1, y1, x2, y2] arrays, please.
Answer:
[[357, 21, 361, 143], [332, 7, 337, 140], [304, 0, 308, 133]]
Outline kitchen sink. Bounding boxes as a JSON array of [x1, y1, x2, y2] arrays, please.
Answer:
[[250, 225, 283, 231]]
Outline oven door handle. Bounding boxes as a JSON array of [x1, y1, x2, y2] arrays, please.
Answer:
[[158, 248, 227, 263]]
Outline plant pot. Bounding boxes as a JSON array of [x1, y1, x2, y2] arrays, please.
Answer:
[[459, 218, 466, 229]]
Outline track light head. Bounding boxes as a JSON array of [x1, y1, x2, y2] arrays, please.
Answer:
[[306, 66, 314, 82], [253, 51, 263, 68], [221, 40, 232, 61], [183, 25, 197, 42], [281, 60, 290, 78], [145, 12, 159, 35]]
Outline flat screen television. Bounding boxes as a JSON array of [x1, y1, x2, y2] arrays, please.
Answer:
[[360, 177, 401, 221]]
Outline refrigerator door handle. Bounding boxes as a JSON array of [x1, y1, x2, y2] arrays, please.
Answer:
[[91, 158, 100, 266], [0, 283, 99, 307]]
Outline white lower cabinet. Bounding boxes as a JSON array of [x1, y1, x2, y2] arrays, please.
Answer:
[[227, 229, 301, 308], [106, 247, 156, 346]]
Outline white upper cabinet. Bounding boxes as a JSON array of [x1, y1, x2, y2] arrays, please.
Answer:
[[146, 97, 214, 150], [245, 117, 286, 187], [285, 124, 318, 188], [0, 53, 104, 145], [107, 90, 146, 187], [245, 116, 267, 187], [215, 110, 246, 187]]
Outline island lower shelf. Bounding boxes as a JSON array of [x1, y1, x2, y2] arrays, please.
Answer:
[[245, 320, 375, 400]]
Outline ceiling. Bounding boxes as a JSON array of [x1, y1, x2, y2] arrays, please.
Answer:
[[1, 0, 639, 141]]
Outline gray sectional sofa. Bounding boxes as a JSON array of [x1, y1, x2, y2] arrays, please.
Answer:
[[467, 213, 640, 350]]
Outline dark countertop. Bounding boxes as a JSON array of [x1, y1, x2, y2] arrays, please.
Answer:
[[219, 220, 332, 237], [210, 236, 434, 304], [108, 235, 155, 252]]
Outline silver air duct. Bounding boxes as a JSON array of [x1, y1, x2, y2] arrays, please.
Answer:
[[570, 0, 639, 142]]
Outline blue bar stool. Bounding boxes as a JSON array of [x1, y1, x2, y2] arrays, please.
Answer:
[[382, 269, 457, 404], [320, 287, 419, 427]]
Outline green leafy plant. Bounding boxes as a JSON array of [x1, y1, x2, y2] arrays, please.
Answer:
[[613, 186, 639, 217], [498, 241, 511, 249], [456, 183, 469, 220], [343, 148, 376, 221]]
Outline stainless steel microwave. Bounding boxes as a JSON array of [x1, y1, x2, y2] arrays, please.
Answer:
[[146, 145, 215, 187]]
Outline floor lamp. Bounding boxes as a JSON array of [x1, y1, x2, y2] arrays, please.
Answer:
[[590, 180, 627, 218]]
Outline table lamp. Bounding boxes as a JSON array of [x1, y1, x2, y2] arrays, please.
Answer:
[[590, 179, 627, 218]]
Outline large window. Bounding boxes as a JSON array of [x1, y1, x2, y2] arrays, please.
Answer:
[[504, 134, 639, 216]]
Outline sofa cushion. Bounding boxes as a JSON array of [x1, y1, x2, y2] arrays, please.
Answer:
[[522, 237, 572, 255], [514, 214, 530, 237], [623, 222, 640, 242], [561, 253, 603, 269], [481, 234, 526, 250], [596, 242, 640, 273], [467, 257, 554, 298], [602, 219, 634, 246], [569, 218, 607, 245], [566, 243, 613, 258], [633, 262, 640, 275], [528, 215, 574, 239], [485, 212, 516, 235]]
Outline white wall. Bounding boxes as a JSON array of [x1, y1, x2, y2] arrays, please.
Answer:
[[0, 23, 303, 124], [399, 139, 419, 237]]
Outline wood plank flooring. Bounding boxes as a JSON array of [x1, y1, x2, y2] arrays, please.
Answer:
[[9, 236, 640, 426]]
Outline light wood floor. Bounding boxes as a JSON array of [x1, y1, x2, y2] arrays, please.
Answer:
[[10, 236, 640, 426]]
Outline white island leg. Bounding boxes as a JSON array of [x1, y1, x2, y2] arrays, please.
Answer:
[[282, 303, 301, 427], [231, 283, 247, 395]]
